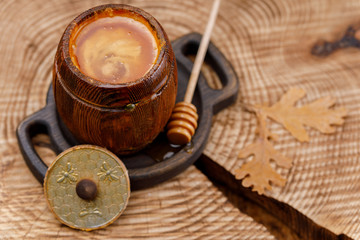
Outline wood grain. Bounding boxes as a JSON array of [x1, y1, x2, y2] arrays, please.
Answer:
[[202, 0, 360, 239], [0, 0, 275, 239], [3, 0, 360, 239], [196, 154, 352, 240]]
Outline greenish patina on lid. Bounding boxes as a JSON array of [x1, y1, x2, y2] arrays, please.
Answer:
[[44, 145, 130, 231]]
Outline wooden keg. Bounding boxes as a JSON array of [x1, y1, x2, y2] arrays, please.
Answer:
[[53, 4, 177, 155]]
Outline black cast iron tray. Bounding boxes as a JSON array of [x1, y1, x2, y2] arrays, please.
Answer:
[[16, 33, 239, 190]]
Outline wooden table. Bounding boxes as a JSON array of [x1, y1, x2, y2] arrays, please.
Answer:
[[1, 0, 359, 239]]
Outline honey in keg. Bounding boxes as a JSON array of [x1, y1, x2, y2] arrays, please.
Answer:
[[70, 16, 159, 84]]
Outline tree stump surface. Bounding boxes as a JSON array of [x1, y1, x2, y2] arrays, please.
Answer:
[[1, 0, 359, 239]]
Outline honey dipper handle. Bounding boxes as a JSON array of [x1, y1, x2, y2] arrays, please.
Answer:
[[183, 0, 221, 103]]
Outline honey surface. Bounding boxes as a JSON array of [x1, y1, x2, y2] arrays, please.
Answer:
[[72, 16, 158, 84]]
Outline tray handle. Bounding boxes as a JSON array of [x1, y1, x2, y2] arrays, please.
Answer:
[[16, 101, 71, 184], [173, 32, 239, 114]]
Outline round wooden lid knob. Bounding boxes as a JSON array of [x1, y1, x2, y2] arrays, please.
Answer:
[[76, 179, 98, 201], [44, 145, 130, 231]]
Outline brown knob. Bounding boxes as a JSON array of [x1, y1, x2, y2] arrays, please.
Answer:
[[76, 179, 98, 201], [167, 102, 198, 145]]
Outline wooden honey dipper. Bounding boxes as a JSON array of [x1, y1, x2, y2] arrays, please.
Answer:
[[167, 0, 221, 145]]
